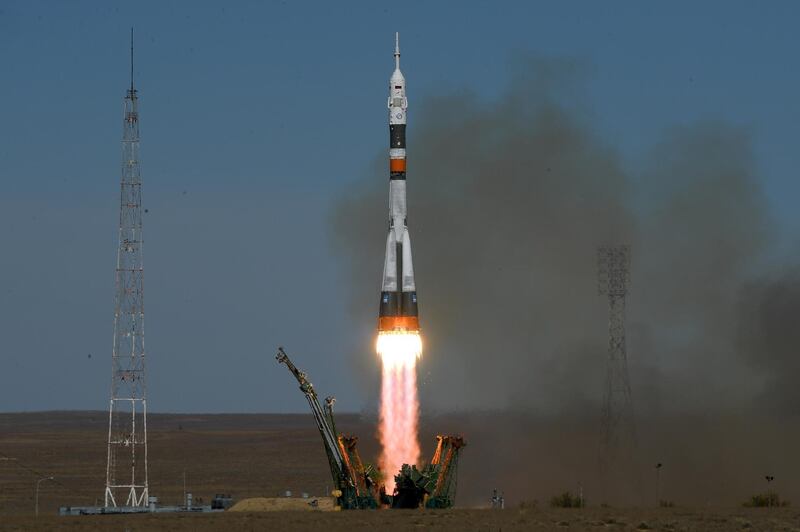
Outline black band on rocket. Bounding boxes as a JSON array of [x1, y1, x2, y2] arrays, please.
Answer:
[[379, 291, 419, 317], [390, 124, 406, 148]]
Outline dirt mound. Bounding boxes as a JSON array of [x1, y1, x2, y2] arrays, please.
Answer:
[[228, 497, 336, 512]]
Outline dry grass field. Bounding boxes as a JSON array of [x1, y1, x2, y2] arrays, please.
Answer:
[[0, 412, 341, 516], [1, 412, 799, 531], [3, 506, 800, 531]]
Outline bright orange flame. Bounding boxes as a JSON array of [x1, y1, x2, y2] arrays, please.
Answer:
[[377, 330, 421, 493]]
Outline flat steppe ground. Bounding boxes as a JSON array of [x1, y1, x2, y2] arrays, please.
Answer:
[[4, 507, 800, 531], [1, 412, 798, 531]]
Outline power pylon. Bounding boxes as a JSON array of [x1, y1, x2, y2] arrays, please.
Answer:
[[104, 29, 149, 508], [597, 245, 636, 473]]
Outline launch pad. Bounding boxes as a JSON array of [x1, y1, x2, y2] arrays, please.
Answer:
[[275, 347, 465, 510]]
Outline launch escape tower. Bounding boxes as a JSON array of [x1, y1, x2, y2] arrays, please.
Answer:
[[104, 30, 149, 508], [597, 245, 636, 472]]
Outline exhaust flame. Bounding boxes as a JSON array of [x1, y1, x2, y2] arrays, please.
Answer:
[[377, 330, 421, 493]]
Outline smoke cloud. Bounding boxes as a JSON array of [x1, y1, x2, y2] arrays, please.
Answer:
[[330, 56, 800, 504], [332, 56, 793, 414]]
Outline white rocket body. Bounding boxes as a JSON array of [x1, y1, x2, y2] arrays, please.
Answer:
[[379, 33, 418, 332]]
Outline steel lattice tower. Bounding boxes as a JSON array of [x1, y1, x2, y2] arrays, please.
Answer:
[[104, 30, 149, 508], [597, 245, 635, 470]]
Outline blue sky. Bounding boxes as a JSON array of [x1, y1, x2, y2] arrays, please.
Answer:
[[1, 1, 798, 412]]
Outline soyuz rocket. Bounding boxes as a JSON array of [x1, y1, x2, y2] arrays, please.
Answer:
[[378, 33, 419, 333]]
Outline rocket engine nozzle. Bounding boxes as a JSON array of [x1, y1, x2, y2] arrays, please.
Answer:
[[378, 316, 420, 333]]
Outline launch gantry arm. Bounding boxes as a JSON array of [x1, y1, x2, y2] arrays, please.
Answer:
[[275, 347, 380, 509], [425, 435, 466, 508], [275, 347, 347, 489]]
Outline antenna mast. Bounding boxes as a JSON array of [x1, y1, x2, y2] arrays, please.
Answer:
[[130, 28, 135, 95], [597, 245, 638, 493], [104, 29, 149, 508]]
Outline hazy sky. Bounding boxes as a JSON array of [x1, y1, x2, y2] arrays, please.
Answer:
[[1, 1, 799, 413]]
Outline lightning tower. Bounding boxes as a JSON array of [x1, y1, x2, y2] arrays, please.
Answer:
[[104, 29, 149, 508], [597, 245, 635, 472]]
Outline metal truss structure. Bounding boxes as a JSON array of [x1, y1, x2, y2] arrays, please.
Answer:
[[597, 245, 635, 471], [105, 30, 149, 508]]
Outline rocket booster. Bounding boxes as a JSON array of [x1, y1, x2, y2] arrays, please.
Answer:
[[378, 33, 419, 333]]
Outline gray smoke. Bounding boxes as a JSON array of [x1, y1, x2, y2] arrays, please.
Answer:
[[738, 266, 800, 415], [332, 56, 793, 415], [330, 56, 800, 505]]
